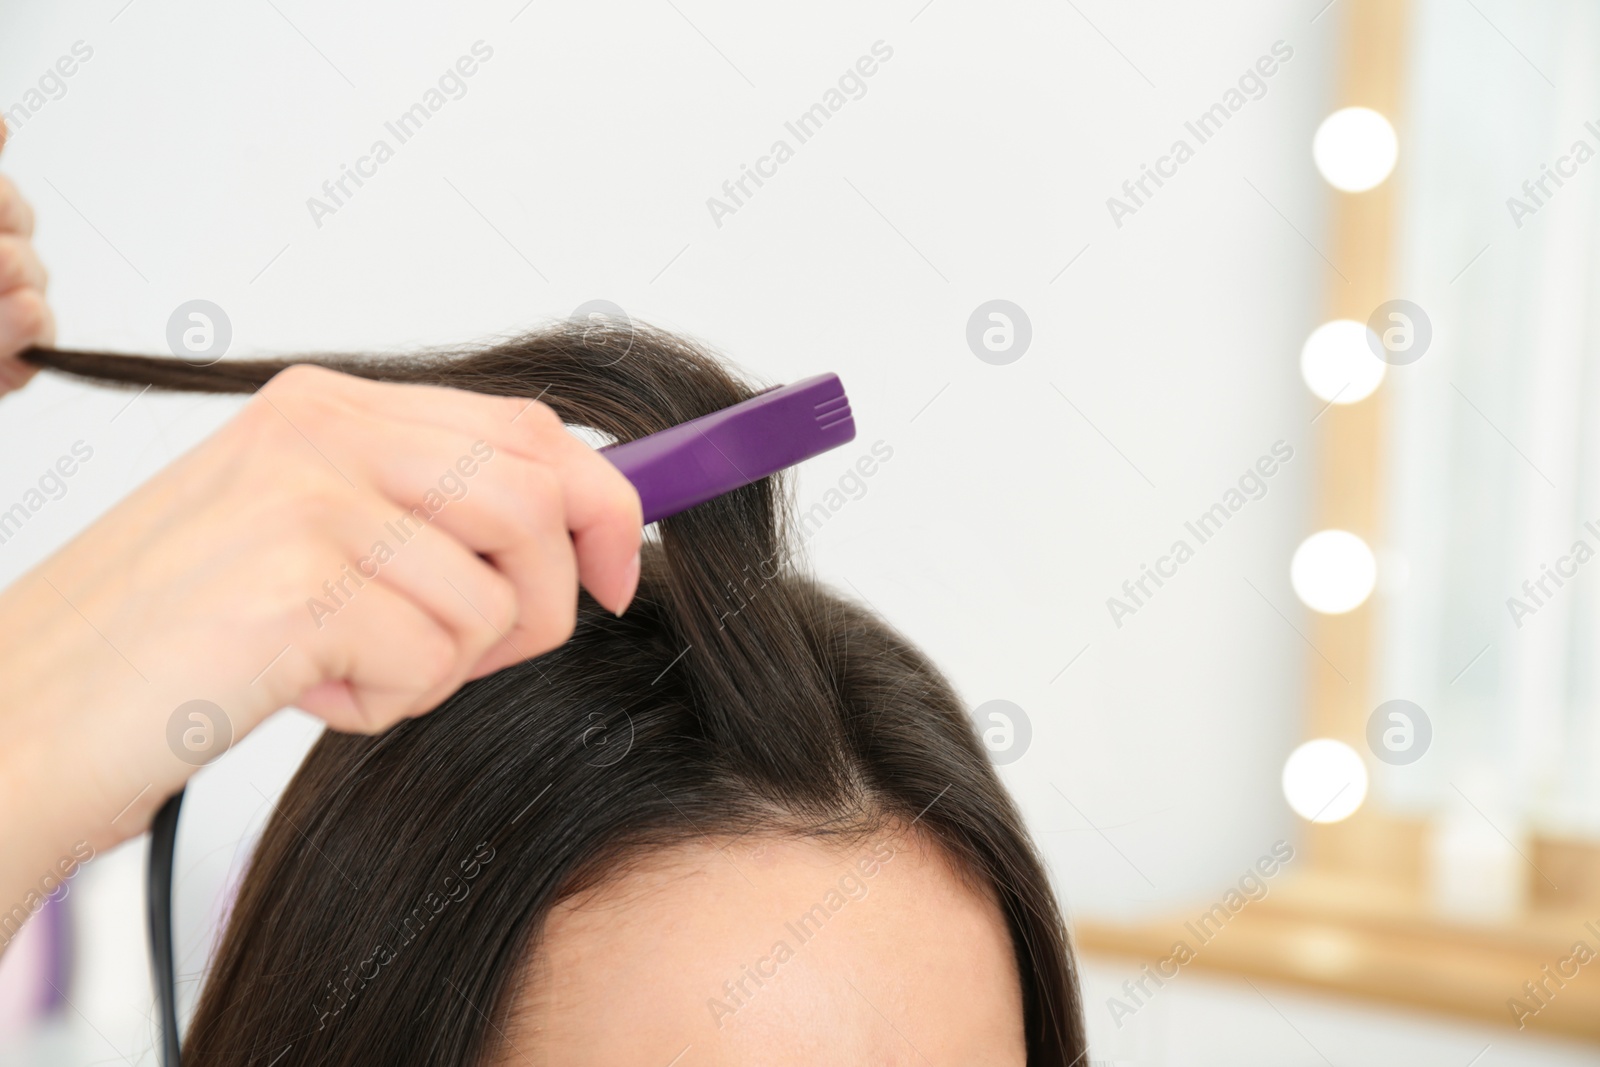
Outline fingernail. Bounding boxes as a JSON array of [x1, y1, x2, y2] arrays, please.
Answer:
[[614, 551, 641, 616]]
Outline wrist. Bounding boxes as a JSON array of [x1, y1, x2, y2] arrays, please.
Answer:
[[0, 576, 166, 873]]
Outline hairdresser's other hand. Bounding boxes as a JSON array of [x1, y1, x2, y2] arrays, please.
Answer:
[[0, 118, 54, 396], [0, 365, 641, 888]]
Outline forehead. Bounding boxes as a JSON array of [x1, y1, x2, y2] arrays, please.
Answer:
[[498, 829, 1027, 1067]]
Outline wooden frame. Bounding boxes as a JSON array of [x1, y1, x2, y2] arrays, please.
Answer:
[[1075, 0, 1600, 1041]]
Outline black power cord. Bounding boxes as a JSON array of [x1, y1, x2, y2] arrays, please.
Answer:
[[146, 788, 186, 1067]]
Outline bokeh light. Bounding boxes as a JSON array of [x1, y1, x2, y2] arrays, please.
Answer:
[[1291, 530, 1377, 614], [1301, 319, 1385, 403], [1283, 739, 1369, 823], [1313, 107, 1398, 192]]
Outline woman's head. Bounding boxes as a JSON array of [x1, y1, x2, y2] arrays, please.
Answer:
[[28, 323, 1086, 1064]]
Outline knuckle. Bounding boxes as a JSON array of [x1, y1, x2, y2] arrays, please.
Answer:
[[413, 629, 461, 693], [0, 237, 38, 285], [256, 364, 348, 433], [518, 399, 563, 438], [0, 180, 35, 238], [496, 393, 530, 424], [228, 404, 340, 497], [0, 235, 20, 280], [261, 362, 330, 399], [8, 286, 48, 340], [235, 388, 292, 443], [292, 485, 354, 535]]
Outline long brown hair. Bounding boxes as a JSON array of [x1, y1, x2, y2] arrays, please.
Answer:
[[23, 328, 1087, 1065]]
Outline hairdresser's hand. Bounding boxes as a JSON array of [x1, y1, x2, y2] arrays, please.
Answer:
[[0, 118, 53, 396], [0, 365, 641, 903]]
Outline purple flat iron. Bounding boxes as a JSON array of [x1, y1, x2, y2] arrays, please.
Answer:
[[601, 373, 855, 523]]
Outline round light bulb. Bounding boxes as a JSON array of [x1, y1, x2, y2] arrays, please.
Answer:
[[1291, 530, 1376, 614], [1301, 319, 1385, 404], [1283, 738, 1368, 822], [1313, 107, 1398, 192]]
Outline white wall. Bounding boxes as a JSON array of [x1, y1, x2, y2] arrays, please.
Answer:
[[0, 0, 1360, 1061]]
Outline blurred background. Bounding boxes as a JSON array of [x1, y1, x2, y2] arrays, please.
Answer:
[[1, 0, 1597, 1063]]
